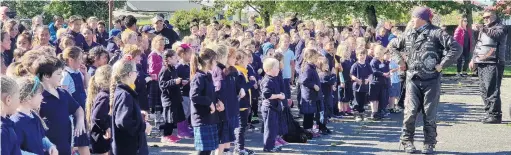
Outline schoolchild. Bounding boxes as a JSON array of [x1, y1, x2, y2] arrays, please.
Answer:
[[298, 48, 322, 137], [81, 26, 101, 52], [85, 66, 112, 155], [158, 49, 187, 143], [260, 58, 286, 152], [35, 56, 86, 155], [368, 45, 390, 120], [317, 56, 336, 134], [337, 44, 355, 116], [86, 46, 109, 76], [387, 52, 401, 113], [175, 43, 194, 138], [56, 15, 86, 54], [190, 48, 223, 155], [275, 34, 295, 108], [10, 77, 59, 155], [1, 76, 22, 155], [148, 35, 166, 114], [57, 46, 91, 154], [350, 48, 373, 122], [242, 40, 263, 122], [110, 59, 149, 155], [267, 52, 290, 147], [233, 50, 256, 155]]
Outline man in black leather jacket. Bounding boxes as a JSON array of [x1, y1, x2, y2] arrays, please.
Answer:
[[388, 7, 461, 154], [469, 10, 508, 124]]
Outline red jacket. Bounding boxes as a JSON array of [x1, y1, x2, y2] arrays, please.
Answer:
[[454, 26, 473, 51]]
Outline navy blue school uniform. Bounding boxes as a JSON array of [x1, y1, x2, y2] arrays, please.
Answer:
[[237, 67, 255, 111], [321, 50, 335, 71], [212, 64, 240, 143], [350, 61, 373, 113], [251, 53, 263, 78], [176, 62, 191, 99], [10, 112, 46, 155], [276, 71, 289, 136], [88, 65, 97, 76], [339, 59, 355, 103], [369, 58, 390, 115], [90, 90, 111, 154], [260, 74, 283, 151], [40, 88, 80, 155], [96, 31, 109, 47], [320, 72, 337, 118], [1, 117, 22, 155], [56, 30, 86, 54], [190, 70, 220, 151], [299, 63, 321, 114], [136, 54, 150, 111], [64, 69, 90, 147], [106, 40, 119, 54], [247, 64, 260, 114], [111, 84, 148, 155], [158, 65, 186, 136], [83, 41, 100, 53]]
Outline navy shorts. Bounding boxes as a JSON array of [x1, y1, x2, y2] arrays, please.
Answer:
[[339, 82, 354, 102]]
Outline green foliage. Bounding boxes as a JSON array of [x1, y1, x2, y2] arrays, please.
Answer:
[[169, 8, 215, 32], [1, 1, 125, 24], [492, 0, 511, 18]]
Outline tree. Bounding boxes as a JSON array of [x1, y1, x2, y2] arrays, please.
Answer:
[[169, 8, 215, 35], [219, 0, 279, 27]]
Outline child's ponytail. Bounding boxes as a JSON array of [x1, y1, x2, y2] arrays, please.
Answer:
[[86, 65, 112, 129], [190, 53, 199, 79], [109, 60, 136, 115]]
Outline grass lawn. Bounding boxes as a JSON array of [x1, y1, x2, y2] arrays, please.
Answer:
[[442, 66, 511, 76], [137, 18, 152, 26]]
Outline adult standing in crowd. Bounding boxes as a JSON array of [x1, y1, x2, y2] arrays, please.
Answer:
[[388, 6, 461, 154], [469, 10, 508, 124], [152, 15, 179, 50], [454, 14, 473, 77]]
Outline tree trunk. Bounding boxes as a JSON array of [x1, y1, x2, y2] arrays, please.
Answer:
[[262, 10, 270, 28], [365, 5, 377, 28], [464, 1, 473, 26]]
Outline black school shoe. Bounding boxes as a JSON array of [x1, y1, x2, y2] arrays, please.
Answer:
[[422, 144, 435, 154]]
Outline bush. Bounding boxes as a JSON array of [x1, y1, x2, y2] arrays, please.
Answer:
[[169, 8, 215, 33]]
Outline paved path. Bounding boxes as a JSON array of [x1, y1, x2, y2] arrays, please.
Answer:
[[148, 77, 511, 155]]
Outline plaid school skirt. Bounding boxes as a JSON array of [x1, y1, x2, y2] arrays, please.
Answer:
[[193, 124, 219, 151]]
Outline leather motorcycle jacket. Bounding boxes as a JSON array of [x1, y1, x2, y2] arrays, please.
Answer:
[[388, 24, 462, 81]]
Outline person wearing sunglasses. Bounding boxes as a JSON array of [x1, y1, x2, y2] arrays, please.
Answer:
[[454, 14, 474, 77], [469, 10, 507, 124], [387, 6, 462, 154]]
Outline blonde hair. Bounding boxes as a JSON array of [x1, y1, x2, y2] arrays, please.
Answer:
[[86, 65, 112, 129], [59, 35, 76, 50], [1, 76, 19, 116], [316, 56, 329, 72], [356, 37, 367, 49], [262, 57, 279, 73], [208, 43, 228, 64], [109, 60, 136, 114], [122, 44, 142, 57], [151, 35, 165, 51], [58, 46, 83, 65], [15, 77, 48, 130], [336, 43, 351, 62], [56, 28, 67, 40], [121, 30, 138, 45], [373, 44, 385, 58], [301, 48, 319, 72]]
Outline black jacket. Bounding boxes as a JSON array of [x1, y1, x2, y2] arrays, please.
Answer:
[[159, 65, 186, 123], [154, 27, 179, 50], [388, 24, 462, 80], [472, 21, 508, 65]]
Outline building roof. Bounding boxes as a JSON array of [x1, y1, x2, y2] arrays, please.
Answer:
[[125, 0, 213, 12]]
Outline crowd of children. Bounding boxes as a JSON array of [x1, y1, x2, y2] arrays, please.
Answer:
[[1, 12, 407, 155]]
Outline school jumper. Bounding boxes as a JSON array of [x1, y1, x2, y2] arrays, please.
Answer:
[[56, 30, 86, 54], [190, 70, 220, 151], [211, 63, 239, 143], [148, 51, 164, 113], [176, 62, 191, 119], [40, 88, 80, 155], [158, 65, 186, 136], [250, 53, 263, 117], [62, 67, 90, 147], [111, 84, 149, 155], [319, 72, 337, 118], [277, 71, 289, 136], [10, 111, 55, 155], [83, 41, 100, 52], [96, 31, 109, 47], [90, 90, 111, 154], [1, 117, 22, 155], [299, 63, 322, 130], [136, 53, 150, 111], [350, 62, 373, 113], [234, 65, 255, 151], [260, 74, 283, 151], [370, 58, 391, 115], [339, 59, 355, 103]]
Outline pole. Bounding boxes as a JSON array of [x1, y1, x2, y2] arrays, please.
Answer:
[[108, 0, 113, 30]]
